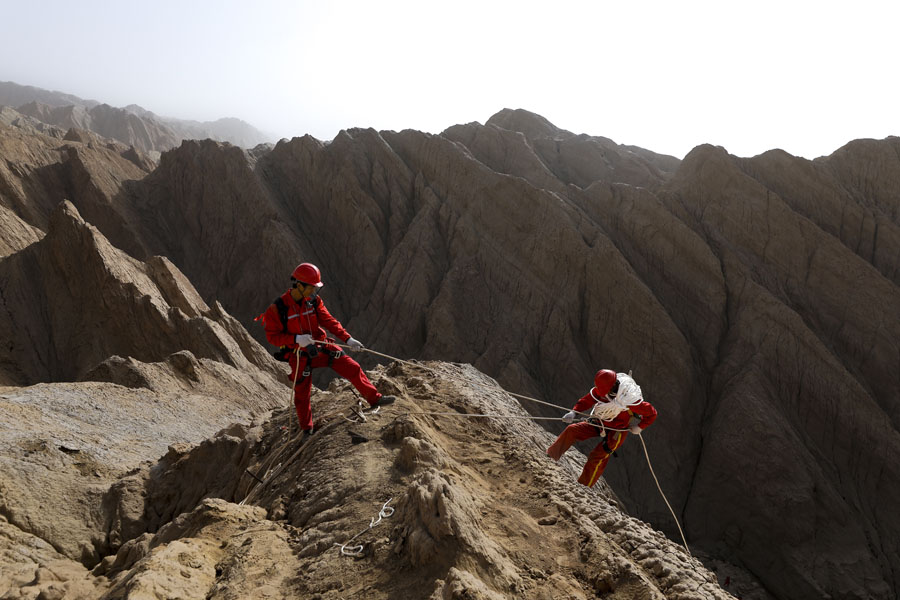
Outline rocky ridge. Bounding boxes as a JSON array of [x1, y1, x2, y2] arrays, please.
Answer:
[[3, 359, 743, 600]]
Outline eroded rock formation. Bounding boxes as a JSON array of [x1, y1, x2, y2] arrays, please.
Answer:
[[1, 104, 897, 599]]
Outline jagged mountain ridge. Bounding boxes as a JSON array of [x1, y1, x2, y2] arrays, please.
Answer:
[[0, 107, 898, 599], [0, 81, 273, 152]]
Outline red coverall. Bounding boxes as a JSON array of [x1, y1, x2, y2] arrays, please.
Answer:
[[547, 389, 657, 487], [262, 291, 381, 430]]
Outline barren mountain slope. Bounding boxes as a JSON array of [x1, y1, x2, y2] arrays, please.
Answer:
[[737, 139, 900, 285]]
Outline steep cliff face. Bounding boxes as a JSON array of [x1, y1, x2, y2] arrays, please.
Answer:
[[737, 139, 900, 286], [0, 108, 897, 600]]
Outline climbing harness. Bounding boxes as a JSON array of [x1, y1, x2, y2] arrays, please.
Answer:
[[333, 498, 395, 556]]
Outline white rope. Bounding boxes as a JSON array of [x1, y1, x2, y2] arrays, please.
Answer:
[[638, 434, 690, 555], [334, 498, 395, 556], [325, 342, 596, 420], [404, 411, 630, 430]]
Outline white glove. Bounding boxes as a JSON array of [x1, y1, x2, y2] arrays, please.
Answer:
[[347, 337, 364, 351], [562, 410, 576, 424], [295, 334, 314, 347], [629, 417, 642, 435]]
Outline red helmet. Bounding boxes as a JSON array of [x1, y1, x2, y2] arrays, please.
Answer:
[[291, 263, 323, 287], [593, 369, 617, 396]]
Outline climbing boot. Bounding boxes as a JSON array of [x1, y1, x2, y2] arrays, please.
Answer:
[[373, 395, 396, 407]]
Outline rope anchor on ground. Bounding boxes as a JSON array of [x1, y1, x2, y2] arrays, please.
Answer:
[[334, 498, 395, 557]]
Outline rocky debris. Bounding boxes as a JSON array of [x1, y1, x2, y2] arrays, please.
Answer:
[[99, 499, 297, 600], [0, 364, 280, 568], [0, 515, 103, 600]]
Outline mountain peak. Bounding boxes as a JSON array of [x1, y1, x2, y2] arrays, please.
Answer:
[[486, 108, 572, 140]]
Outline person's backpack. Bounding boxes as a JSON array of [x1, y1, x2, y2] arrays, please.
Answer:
[[254, 297, 292, 362], [270, 297, 292, 362]]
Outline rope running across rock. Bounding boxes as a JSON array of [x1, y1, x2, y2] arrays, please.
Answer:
[[241, 340, 689, 554]]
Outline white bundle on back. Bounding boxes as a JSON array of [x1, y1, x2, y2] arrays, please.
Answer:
[[590, 373, 643, 421]]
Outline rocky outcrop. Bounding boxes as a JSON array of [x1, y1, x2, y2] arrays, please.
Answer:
[[484, 108, 680, 187], [0, 204, 42, 258], [0, 200, 282, 384]]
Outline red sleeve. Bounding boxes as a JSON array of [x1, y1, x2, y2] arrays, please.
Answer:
[[572, 391, 597, 413], [263, 302, 296, 348], [631, 400, 657, 429], [315, 298, 351, 342]]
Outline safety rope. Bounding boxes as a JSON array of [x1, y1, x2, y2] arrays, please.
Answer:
[[638, 435, 690, 555], [288, 345, 302, 438], [403, 410, 630, 431], [330, 341, 690, 556], [333, 498, 395, 556], [327, 342, 596, 421]]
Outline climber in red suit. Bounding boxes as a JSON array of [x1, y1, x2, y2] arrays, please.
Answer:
[[261, 263, 395, 438], [547, 369, 657, 487]]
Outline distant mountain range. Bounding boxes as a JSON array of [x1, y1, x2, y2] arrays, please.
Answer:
[[0, 81, 273, 153]]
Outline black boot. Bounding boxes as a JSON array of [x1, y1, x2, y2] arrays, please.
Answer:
[[374, 395, 396, 407]]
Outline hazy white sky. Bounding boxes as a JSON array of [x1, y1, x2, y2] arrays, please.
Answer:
[[1, 0, 897, 159]]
